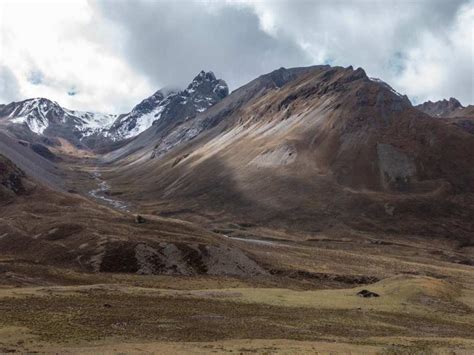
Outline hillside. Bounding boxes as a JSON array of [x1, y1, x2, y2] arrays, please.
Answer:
[[102, 65, 474, 245]]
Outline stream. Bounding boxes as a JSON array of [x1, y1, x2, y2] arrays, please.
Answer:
[[88, 171, 129, 211]]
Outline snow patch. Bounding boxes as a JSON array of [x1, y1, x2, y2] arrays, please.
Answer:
[[11, 115, 48, 134], [113, 105, 165, 140]]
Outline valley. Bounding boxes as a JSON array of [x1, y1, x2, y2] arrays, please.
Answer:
[[0, 65, 473, 353]]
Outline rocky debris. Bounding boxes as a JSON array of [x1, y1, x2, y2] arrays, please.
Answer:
[[415, 98, 463, 117], [377, 143, 416, 190], [135, 215, 146, 224], [97, 241, 267, 277], [250, 144, 297, 167], [357, 289, 380, 298]]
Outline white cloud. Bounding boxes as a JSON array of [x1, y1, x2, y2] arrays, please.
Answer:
[[0, 0, 153, 113], [0, 0, 472, 112], [240, 0, 473, 105], [397, 3, 474, 104]]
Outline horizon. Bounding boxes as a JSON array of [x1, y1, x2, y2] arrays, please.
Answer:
[[1, 64, 472, 115]]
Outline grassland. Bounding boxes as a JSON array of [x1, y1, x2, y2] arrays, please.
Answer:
[[0, 266, 473, 353]]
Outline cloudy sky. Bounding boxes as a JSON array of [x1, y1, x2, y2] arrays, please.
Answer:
[[0, 0, 472, 113]]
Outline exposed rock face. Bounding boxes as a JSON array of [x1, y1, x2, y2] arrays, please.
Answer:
[[376, 143, 416, 191], [415, 98, 463, 117], [98, 241, 266, 277], [107, 71, 229, 140], [30, 143, 60, 162]]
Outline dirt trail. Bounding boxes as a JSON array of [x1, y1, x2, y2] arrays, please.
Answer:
[[222, 234, 289, 247]]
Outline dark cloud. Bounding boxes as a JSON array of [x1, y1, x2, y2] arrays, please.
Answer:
[[95, 0, 312, 90]]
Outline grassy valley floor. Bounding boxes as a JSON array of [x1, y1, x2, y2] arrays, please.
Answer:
[[0, 266, 473, 353]]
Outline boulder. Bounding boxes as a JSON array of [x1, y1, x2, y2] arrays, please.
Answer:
[[357, 289, 380, 298]]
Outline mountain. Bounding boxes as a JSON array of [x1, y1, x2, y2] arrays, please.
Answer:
[[415, 97, 464, 117], [103, 66, 319, 162], [0, 97, 117, 147], [0, 71, 228, 150], [107, 71, 228, 140], [103, 65, 474, 243], [415, 98, 474, 134]]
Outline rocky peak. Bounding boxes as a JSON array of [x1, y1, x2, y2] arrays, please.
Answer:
[[129, 90, 168, 117], [0, 98, 65, 120], [185, 70, 228, 100], [107, 71, 228, 140], [415, 97, 464, 117], [0, 98, 70, 135]]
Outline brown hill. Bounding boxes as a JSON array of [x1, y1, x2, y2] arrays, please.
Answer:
[[0, 149, 266, 277]]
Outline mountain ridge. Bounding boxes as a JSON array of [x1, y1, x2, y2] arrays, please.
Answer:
[[0, 70, 228, 149]]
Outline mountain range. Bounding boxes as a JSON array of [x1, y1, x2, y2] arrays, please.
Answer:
[[1, 64, 473, 352], [0, 70, 228, 149], [1, 63, 472, 264]]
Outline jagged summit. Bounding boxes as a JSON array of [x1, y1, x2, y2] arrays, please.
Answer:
[[187, 70, 228, 99], [415, 97, 464, 117], [107, 70, 228, 140]]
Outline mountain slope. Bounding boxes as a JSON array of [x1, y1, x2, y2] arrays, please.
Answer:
[[103, 66, 322, 163], [103, 65, 474, 242], [0, 144, 266, 277]]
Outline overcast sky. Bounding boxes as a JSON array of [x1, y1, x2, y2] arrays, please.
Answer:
[[0, 0, 472, 113]]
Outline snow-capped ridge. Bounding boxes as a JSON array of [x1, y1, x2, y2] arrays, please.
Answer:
[[106, 70, 229, 140], [1, 97, 117, 138]]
